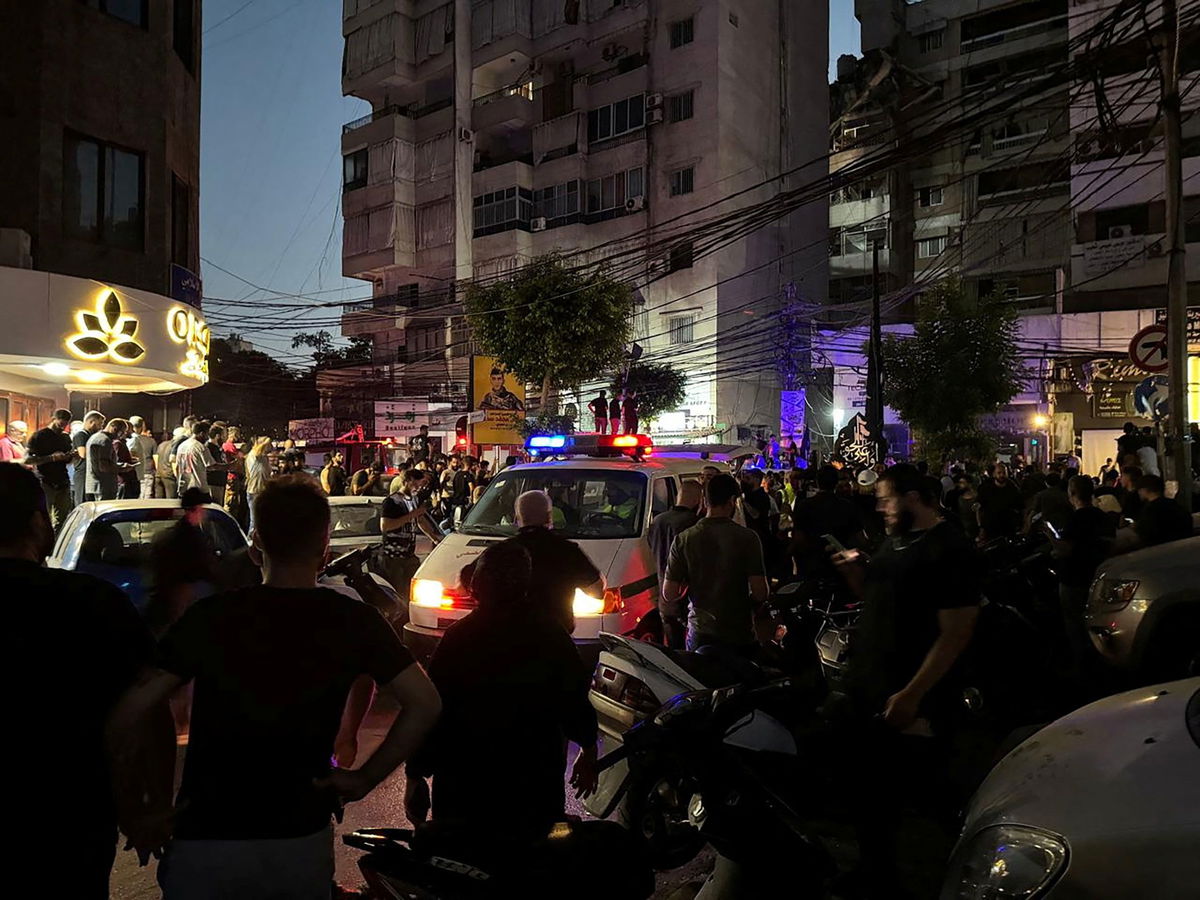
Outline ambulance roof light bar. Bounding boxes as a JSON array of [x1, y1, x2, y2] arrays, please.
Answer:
[[525, 433, 653, 458]]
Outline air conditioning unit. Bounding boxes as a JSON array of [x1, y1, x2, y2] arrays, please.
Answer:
[[646, 92, 663, 109], [531, 216, 548, 232], [646, 108, 664, 125], [625, 195, 645, 212], [458, 127, 473, 143], [1108, 224, 1132, 240]]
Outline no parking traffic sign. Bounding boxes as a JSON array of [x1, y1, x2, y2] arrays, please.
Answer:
[[1128, 323, 1169, 374]]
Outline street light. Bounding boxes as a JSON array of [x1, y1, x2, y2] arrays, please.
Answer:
[[1032, 414, 1049, 428]]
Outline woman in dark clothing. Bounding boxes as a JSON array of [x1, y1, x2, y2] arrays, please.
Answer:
[[404, 542, 598, 836]]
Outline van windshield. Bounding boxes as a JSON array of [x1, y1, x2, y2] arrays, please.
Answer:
[[461, 469, 648, 539]]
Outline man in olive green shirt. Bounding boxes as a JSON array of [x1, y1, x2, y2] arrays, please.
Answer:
[[663, 473, 769, 652]]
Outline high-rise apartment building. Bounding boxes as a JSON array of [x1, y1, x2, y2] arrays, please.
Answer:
[[0, 0, 205, 429], [334, 0, 828, 441]]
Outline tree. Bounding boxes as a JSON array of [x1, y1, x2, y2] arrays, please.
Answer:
[[190, 338, 318, 437], [880, 280, 1024, 463], [612, 361, 687, 425], [291, 330, 372, 368], [464, 254, 636, 411]]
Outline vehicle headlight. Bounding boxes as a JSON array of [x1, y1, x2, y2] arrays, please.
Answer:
[[1093, 578, 1139, 611], [944, 824, 1068, 899], [573, 587, 606, 617], [653, 690, 713, 726], [412, 578, 448, 608]]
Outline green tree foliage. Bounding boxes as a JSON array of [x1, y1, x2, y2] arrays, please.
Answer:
[[464, 254, 636, 410], [291, 330, 372, 368], [517, 414, 578, 440], [190, 337, 318, 437], [612, 361, 687, 424], [880, 280, 1024, 463]]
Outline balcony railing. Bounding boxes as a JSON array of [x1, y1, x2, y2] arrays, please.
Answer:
[[960, 14, 1068, 53], [473, 82, 534, 106], [342, 98, 454, 134]]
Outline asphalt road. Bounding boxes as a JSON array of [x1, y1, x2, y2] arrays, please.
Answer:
[[109, 707, 713, 900]]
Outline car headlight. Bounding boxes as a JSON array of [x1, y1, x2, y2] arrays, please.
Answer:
[[573, 587, 606, 617], [1093, 578, 1139, 611], [653, 690, 713, 726], [944, 824, 1068, 899]]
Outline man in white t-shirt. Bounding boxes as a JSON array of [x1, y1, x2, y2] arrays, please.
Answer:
[[176, 421, 226, 495], [127, 415, 158, 499]]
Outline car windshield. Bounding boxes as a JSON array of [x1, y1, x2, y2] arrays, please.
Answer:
[[330, 503, 382, 538], [461, 469, 648, 539], [79, 508, 246, 568]]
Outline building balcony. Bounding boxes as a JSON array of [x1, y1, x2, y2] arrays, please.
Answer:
[[472, 86, 536, 133], [533, 111, 585, 164], [343, 202, 415, 280], [830, 196, 890, 230], [959, 11, 1068, 56], [829, 248, 893, 280]]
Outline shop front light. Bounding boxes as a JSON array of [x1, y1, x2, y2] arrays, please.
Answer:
[[943, 824, 1068, 900]]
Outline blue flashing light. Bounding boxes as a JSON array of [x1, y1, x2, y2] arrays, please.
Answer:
[[1031, 438, 1039, 446], [528, 435, 568, 450]]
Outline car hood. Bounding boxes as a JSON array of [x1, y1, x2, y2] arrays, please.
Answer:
[[415, 532, 625, 585], [1094, 535, 1200, 581], [965, 678, 1200, 837]]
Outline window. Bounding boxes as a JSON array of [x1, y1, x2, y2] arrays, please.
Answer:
[[174, 0, 195, 72], [472, 186, 533, 235], [667, 90, 694, 123], [917, 186, 944, 208], [917, 235, 948, 259], [652, 477, 676, 516], [534, 180, 580, 222], [343, 149, 368, 189], [587, 94, 646, 144], [63, 132, 144, 250], [585, 167, 645, 218], [668, 314, 696, 345], [668, 241, 694, 272], [171, 174, 190, 268], [918, 29, 944, 53], [1095, 204, 1150, 239], [669, 16, 694, 48], [409, 322, 445, 356], [830, 225, 887, 256], [669, 166, 695, 196], [462, 469, 648, 540], [83, 0, 147, 27]]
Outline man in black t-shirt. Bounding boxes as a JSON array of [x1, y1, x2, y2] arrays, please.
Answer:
[[71, 410, 105, 506], [588, 390, 609, 434], [977, 462, 1023, 541], [792, 464, 862, 578], [1049, 476, 1115, 673], [3, 463, 160, 898], [1134, 474, 1193, 547], [409, 424, 431, 464], [109, 476, 441, 899], [609, 394, 623, 435], [23, 408, 76, 529], [505, 490, 602, 633]]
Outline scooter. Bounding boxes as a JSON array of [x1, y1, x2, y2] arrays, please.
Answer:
[[343, 818, 655, 899]]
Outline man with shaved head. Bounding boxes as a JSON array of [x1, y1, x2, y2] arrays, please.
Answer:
[[504, 489, 603, 633], [648, 479, 703, 648]]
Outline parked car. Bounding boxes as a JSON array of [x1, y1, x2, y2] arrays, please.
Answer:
[[328, 495, 387, 555], [47, 500, 247, 612], [941, 678, 1200, 899], [1086, 536, 1200, 681]]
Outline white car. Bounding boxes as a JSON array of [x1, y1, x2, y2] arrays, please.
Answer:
[[48, 499, 248, 612], [402, 435, 732, 664], [941, 678, 1200, 899]]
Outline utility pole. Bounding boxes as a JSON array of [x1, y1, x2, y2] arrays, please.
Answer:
[[866, 241, 885, 463], [1158, 0, 1193, 509]]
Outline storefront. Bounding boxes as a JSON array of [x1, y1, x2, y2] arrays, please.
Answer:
[[0, 265, 209, 430]]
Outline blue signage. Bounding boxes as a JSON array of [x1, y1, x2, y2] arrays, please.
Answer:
[[170, 264, 202, 309]]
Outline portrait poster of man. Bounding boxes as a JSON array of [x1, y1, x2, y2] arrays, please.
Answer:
[[472, 356, 526, 444]]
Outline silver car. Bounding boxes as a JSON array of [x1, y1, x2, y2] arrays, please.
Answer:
[[1086, 536, 1200, 681], [941, 678, 1200, 899]]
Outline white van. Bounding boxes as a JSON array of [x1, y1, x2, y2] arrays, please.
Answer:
[[402, 439, 732, 663]]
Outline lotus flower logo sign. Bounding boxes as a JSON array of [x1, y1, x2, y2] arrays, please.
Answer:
[[66, 290, 146, 364]]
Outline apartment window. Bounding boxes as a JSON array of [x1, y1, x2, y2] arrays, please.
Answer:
[[585, 167, 645, 217], [343, 149, 368, 190], [174, 0, 196, 72], [830, 225, 887, 257], [63, 132, 144, 250], [171, 174, 191, 268], [917, 186, 944, 208], [669, 16, 694, 48], [409, 322, 445, 357], [472, 186, 533, 235], [668, 314, 696, 345], [668, 241, 694, 272], [587, 94, 646, 144], [669, 166, 695, 197], [918, 29, 944, 53], [667, 90, 694, 123], [917, 235, 948, 259], [83, 0, 148, 27], [533, 180, 580, 222]]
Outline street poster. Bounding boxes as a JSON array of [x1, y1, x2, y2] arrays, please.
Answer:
[[471, 355, 526, 445], [833, 412, 879, 467], [287, 417, 335, 443], [374, 400, 428, 439]]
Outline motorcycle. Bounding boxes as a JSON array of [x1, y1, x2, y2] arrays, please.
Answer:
[[343, 819, 655, 899]]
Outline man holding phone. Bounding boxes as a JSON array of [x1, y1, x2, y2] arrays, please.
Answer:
[[379, 469, 443, 599]]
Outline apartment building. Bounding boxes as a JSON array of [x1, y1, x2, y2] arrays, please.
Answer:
[[332, 0, 828, 441], [823, 0, 1199, 464], [0, 0, 204, 429]]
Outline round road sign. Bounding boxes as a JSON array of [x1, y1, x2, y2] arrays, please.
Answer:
[[1128, 323, 1169, 373]]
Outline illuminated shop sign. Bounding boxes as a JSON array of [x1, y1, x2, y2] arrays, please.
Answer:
[[167, 305, 211, 384], [65, 290, 146, 364]]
